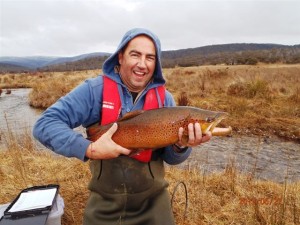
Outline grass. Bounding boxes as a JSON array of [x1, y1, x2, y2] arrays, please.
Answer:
[[1, 65, 299, 141], [0, 129, 299, 225], [1, 64, 299, 141], [164, 64, 300, 142]]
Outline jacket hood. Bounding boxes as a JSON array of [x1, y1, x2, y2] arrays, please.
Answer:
[[102, 28, 165, 85]]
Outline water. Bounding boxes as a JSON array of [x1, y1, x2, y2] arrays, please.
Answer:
[[1, 89, 299, 183], [180, 136, 300, 183], [0, 89, 41, 132]]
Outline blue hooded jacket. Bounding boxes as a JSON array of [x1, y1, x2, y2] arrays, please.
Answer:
[[103, 28, 165, 85], [33, 28, 191, 163]]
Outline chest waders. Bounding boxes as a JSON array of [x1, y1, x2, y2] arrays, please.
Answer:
[[83, 76, 175, 225]]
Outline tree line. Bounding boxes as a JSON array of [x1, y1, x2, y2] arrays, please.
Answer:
[[1, 44, 299, 73]]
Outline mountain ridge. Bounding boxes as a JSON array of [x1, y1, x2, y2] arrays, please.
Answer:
[[1, 43, 299, 73]]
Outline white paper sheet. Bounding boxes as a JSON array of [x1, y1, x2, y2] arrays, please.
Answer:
[[8, 188, 57, 213]]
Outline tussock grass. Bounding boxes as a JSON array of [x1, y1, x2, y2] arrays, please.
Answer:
[[165, 64, 300, 142], [227, 78, 271, 99], [167, 166, 300, 225], [28, 70, 100, 108], [1, 64, 299, 141], [1, 130, 299, 225], [0, 70, 101, 90], [0, 129, 89, 225]]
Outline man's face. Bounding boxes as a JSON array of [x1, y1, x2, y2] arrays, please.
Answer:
[[118, 35, 156, 92]]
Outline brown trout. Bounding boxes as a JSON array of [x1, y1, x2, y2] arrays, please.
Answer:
[[86, 106, 231, 150]]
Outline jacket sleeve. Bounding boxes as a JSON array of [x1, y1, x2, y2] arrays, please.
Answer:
[[32, 78, 102, 161], [160, 91, 192, 165]]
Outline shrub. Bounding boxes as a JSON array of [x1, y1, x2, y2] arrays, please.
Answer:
[[177, 92, 190, 106], [227, 81, 246, 96], [228, 97, 249, 116], [289, 87, 300, 104], [227, 79, 270, 99], [245, 79, 270, 98]]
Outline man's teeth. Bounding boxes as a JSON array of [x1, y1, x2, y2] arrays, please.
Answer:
[[134, 71, 145, 76]]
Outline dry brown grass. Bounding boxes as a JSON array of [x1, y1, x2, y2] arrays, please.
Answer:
[[27, 70, 100, 108], [1, 64, 300, 224], [0, 70, 101, 89], [164, 64, 300, 142], [167, 167, 300, 225], [1, 130, 299, 225], [1, 64, 299, 141], [0, 129, 89, 225]]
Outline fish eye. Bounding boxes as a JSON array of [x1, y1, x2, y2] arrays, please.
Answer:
[[206, 117, 215, 123]]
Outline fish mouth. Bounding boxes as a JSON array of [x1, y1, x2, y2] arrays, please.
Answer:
[[204, 113, 232, 136]]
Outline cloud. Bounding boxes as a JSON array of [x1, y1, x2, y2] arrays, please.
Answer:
[[1, 0, 300, 56]]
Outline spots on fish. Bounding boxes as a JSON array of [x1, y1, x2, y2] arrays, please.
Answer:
[[87, 106, 228, 149]]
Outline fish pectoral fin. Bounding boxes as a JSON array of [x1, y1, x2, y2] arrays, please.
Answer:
[[118, 110, 145, 122]]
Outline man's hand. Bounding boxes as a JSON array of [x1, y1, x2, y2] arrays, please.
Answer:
[[177, 122, 211, 147], [85, 123, 132, 160]]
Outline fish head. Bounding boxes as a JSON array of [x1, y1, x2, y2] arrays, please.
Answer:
[[201, 112, 229, 134], [189, 107, 230, 136]]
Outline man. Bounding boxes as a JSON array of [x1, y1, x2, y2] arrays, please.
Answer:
[[33, 28, 211, 225]]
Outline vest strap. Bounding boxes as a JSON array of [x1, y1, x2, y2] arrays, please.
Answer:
[[130, 86, 165, 162], [101, 77, 121, 125], [102, 75, 165, 163]]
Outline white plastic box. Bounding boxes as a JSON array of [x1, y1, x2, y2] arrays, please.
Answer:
[[0, 194, 64, 225]]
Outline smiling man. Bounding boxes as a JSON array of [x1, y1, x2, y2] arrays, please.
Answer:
[[33, 28, 211, 225], [118, 35, 156, 93]]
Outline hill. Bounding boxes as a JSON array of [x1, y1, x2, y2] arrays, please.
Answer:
[[162, 43, 300, 67], [40, 54, 109, 72], [0, 52, 110, 73], [0, 56, 58, 69], [1, 43, 300, 73], [0, 62, 33, 72]]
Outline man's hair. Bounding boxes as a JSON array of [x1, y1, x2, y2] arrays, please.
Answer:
[[119, 34, 156, 55]]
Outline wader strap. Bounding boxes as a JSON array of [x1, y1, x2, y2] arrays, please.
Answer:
[[102, 75, 165, 162]]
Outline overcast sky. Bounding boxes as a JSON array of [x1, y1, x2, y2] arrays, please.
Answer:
[[1, 0, 300, 57]]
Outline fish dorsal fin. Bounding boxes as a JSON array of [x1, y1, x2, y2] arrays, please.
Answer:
[[118, 110, 145, 122]]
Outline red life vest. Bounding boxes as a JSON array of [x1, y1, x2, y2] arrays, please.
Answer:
[[101, 76, 165, 163]]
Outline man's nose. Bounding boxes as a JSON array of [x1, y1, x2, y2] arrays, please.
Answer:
[[137, 57, 147, 68]]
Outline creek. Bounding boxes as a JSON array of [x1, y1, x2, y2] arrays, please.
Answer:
[[0, 89, 299, 183]]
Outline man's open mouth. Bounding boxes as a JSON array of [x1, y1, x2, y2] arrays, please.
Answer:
[[133, 70, 146, 77]]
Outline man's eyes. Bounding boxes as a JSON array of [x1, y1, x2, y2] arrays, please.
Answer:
[[131, 52, 139, 56], [147, 56, 156, 61], [129, 52, 155, 61]]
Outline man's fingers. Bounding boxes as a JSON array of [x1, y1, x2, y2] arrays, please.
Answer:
[[187, 123, 195, 145], [180, 123, 211, 147], [194, 122, 202, 140], [118, 146, 131, 155], [105, 123, 118, 137], [178, 127, 184, 141]]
